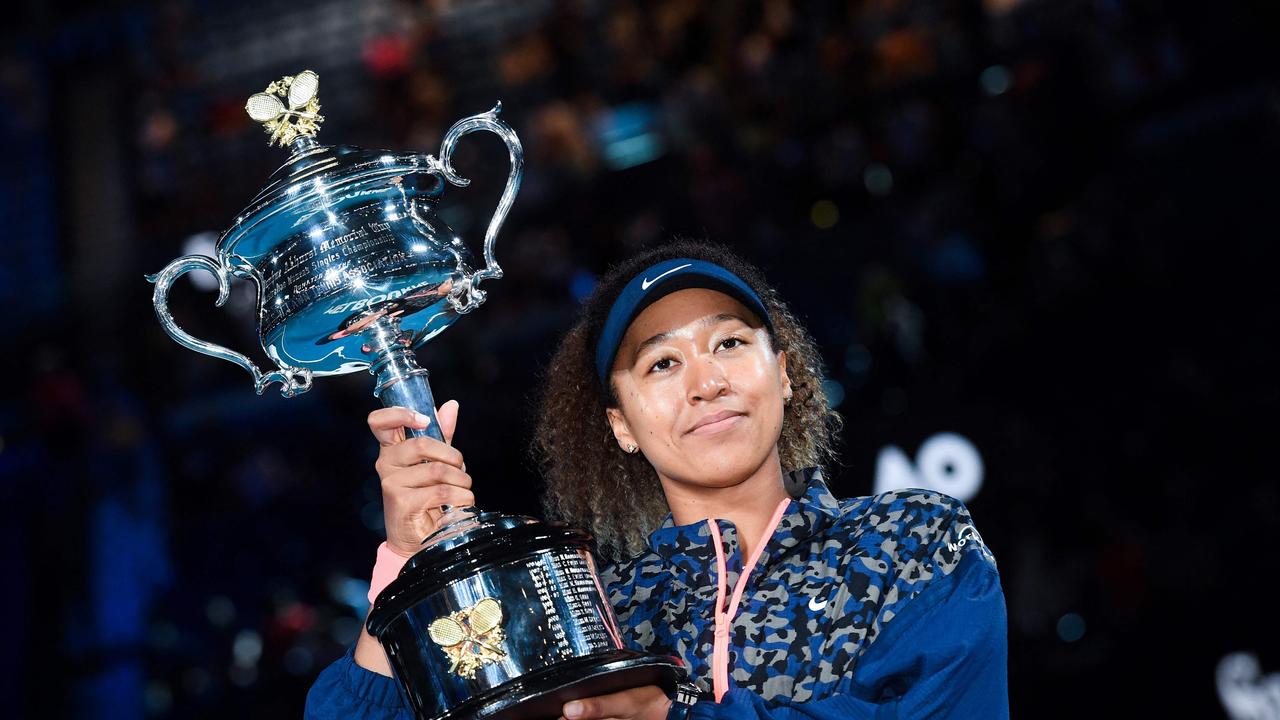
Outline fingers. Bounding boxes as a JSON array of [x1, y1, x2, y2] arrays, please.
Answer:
[[424, 487, 477, 523], [562, 686, 669, 720], [381, 458, 473, 492], [402, 484, 475, 513], [374, 400, 473, 556], [386, 485, 476, 553], [436, 399, 460, 445], [376, 435, 466, 475], [368, 406, 432, 447], [368, 401, 461, 448], [380, 462, 473, 549]]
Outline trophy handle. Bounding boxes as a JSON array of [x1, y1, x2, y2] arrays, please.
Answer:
[[146, 255, 313, 397], [430, 102, 524, 315]]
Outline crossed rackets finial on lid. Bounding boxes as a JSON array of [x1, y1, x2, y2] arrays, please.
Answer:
[[245, 70, 324, 148]]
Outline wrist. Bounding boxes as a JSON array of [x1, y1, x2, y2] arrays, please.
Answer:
[[368, 541, 412, 604]]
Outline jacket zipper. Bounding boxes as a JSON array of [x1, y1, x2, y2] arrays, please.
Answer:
[[707, 497, 792, 702]]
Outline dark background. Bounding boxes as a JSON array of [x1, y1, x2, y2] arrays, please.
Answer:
[[2, 0, 1279, 717]]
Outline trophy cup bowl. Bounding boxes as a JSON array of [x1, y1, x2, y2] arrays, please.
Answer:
[[147, 71, 686, 719], [147, 70, 520, 408]]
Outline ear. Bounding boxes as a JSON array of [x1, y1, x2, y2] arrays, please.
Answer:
[[605, 406, 637, 452], [778, 350, 793, 402]]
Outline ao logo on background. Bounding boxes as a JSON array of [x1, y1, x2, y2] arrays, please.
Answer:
[[1217, 652, 1280, 720], [874, 432, 984, 502]]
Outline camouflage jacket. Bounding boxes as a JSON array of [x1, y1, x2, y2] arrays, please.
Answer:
[[599, 468, 1008, 719], [305, 469, 1007, 719]]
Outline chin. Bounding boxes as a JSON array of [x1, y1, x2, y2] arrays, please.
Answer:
[[684, 449, 771, 487]]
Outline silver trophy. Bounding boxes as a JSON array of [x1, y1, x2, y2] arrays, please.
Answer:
[[147, 71, 685, 719]]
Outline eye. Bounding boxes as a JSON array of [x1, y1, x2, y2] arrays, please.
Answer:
[[718, 336, 745, 351], [649, 357, 676, 373]]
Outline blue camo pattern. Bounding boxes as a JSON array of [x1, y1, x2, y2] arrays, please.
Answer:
[[597, 468, 998, 704]]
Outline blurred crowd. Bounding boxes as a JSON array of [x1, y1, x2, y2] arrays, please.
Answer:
[[2, 0, 1278, 717]]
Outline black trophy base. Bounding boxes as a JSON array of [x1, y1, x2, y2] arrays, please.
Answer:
[[435, 650, 687, 720]]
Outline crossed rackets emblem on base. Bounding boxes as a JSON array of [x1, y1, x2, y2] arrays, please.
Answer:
[[428, 597, 508, 679]]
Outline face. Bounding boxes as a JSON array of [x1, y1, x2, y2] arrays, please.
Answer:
[[606, 288, 792, 490]]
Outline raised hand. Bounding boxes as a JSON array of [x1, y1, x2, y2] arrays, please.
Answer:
[[367, 399, 474, 557]]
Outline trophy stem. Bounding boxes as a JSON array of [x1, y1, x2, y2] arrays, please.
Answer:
[[366, 318, 444, 443], [365, 317, 478, 539]]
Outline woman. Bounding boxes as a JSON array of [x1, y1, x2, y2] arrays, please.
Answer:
[[306, 241, 1009, 719]]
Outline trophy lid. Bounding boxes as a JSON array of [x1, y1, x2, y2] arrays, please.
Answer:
[[220, 71, 443, 264], [411, 507, 539, 561]]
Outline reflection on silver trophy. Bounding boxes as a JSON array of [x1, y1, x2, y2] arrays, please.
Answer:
[[147, 71, 685, 719]]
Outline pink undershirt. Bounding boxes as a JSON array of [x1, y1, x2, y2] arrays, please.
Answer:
[[707, 497, 793, 702]]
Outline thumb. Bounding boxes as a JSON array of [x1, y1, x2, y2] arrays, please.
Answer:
[[436, 399, 460, 445]]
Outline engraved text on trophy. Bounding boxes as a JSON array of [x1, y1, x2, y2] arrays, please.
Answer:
[[257, 214, 441, 336]]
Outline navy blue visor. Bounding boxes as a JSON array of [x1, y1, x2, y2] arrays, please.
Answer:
[[594, 258, 774, 387]]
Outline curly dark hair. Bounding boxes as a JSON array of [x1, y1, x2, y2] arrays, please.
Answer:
[[531, 240, 841, 560]]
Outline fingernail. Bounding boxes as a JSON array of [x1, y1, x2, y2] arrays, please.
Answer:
[[564, 701, 582, 718], [414, 412, 431, 427]]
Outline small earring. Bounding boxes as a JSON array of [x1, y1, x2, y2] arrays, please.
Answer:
[[626, 443, 638, 454]]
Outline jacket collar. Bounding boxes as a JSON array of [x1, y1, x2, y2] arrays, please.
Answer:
[[645, 468, 841, 590]]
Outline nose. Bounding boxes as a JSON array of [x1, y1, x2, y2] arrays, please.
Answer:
[[686, 355, 729, 403]]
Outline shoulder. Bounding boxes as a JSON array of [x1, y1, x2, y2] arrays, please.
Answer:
[[816, 489, 1001, 662], [842, 486, 972, 527], [844, 488, 993, 560], [824, 488, 997, 603]]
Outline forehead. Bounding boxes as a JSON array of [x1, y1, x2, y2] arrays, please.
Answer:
[[620, 288, 761, 347]]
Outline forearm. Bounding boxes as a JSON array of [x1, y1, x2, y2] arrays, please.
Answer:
[[305, 641, 409, 718], [354, 614, 394, 676], [358, 541, 417, 676]]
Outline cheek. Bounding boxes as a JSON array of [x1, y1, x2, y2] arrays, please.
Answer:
[[739, 357, 788, 437], [741, 353, 786, 398], [620, 386, 682, 444]]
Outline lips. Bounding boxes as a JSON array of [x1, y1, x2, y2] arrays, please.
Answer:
[[687, 409, 746, 435]]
